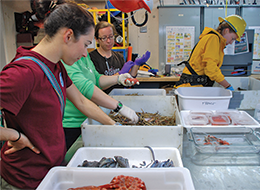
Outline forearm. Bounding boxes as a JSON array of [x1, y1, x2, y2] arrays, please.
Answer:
[[78, 98, 115, 125], [91, 86, 118, 110], [0, 127, 20, 141], [129, 65, 139, 77], [67, 84, 115, 125], [99, 75, 118, 90], [218, 79, 231, 88]]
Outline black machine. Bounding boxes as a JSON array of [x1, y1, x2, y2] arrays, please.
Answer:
[[221, 29, 254, 76]]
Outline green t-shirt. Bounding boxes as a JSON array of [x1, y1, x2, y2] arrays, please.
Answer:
[[62, 55, 102, 128]]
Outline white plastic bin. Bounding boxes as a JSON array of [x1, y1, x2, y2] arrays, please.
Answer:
[[67, 147, 183, 168], [36, 167, 195, 190], [109, 88, 166, 96], [81, 96, 183, 154], [175, 87, 232, 111], [214, 77, 260, 110]]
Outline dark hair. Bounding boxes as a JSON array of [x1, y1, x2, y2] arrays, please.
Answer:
[[44, 2, 94, 40], [94, 21, 117, 39], [216, 21, 236, 35]]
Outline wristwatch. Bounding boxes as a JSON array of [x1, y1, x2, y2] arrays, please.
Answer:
[[113, 101, 123, 112]]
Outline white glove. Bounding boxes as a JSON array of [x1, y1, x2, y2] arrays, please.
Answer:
[[117, 73, 134, 87], [119, 105, 139, 124]]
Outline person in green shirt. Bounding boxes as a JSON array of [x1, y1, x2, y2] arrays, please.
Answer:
[[62, 55, 139, 150]]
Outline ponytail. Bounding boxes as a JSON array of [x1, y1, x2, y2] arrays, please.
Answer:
[[44, 2, 94, 40]]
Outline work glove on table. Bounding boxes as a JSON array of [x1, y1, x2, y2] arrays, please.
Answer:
[[226, 85, 234, 91], [118, 61, 135, 74], [117, 73, 140, 86], [134, 51, 151, 66], [148, 68, 159, 75], [119, 105, 139, 124]]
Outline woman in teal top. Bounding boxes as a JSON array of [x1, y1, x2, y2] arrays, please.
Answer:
[[63, 55, 138, 150]]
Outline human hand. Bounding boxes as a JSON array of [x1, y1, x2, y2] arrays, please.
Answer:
[[118, 61, 134, 74], [125, 78, 140, 85], [134, 51, 151, 66], [119, 105, 139, 124], [226, 85, 234, 91], [5, 133, 40, 155], [118, 73, 139, 86]]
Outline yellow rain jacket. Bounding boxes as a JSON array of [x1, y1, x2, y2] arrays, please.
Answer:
[[176, 27, 227, 88]]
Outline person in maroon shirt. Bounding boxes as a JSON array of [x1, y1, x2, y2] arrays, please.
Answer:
[[0, 3, 134, 189]]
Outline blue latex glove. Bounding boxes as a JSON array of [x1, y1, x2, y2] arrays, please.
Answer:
[[226, 85, 234, 91], [118, 61, 134, 74], [134, 51, 151, 66], [148, 69, 158, 75]]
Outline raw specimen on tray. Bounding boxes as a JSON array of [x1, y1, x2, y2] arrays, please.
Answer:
[[204, 134, 230, 145], [68, 175, 147, 190], [109, 110, 176, 126], [78, 156, 129, 168]]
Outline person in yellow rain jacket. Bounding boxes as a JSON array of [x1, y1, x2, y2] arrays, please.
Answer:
[[175, 15, 246, 91]]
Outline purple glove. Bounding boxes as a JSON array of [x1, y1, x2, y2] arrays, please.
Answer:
[[118, 61, 134, 75], [148, 69, 158, 75], [134, 51, 151, 66]]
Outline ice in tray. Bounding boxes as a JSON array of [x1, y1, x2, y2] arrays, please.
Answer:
[[190, 127, 260, 154]]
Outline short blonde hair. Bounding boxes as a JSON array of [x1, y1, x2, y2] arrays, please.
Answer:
[[94, 21, 117, 39]]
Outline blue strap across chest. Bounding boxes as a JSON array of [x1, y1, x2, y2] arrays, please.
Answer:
[[14, 56, 65, 117]]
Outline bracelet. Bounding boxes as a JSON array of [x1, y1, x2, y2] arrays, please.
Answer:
[[12, 131, 21, 142], [226, 84, 231, 89], [113, 101, 123, 113]]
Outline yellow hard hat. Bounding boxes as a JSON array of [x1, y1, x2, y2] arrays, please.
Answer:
[[218, 15, 247, 42]]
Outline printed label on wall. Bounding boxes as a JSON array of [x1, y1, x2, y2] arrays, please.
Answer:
[[166, 26, 195, 65], [249, 26, 260, 59], [252, 60, 260, 74]]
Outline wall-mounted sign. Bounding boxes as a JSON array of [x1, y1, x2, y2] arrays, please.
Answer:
[[249, 26, 260, 60], [165, 26, 195, 65]]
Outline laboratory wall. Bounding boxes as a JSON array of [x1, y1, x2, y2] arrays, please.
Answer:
[[1, 0, 31, 68], [1, 0, 260, 70]]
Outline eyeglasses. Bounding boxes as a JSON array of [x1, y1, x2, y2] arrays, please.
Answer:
[[98, 35, 115, 42]]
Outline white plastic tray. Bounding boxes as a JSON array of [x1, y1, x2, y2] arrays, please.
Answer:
[[181, 110, 260, 129], [213, 76, 260, 110], [109, 88, 166, 96], [36, 167, 195, 190], [67, 147, 183, 168], [81, 96, 183, 154]]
